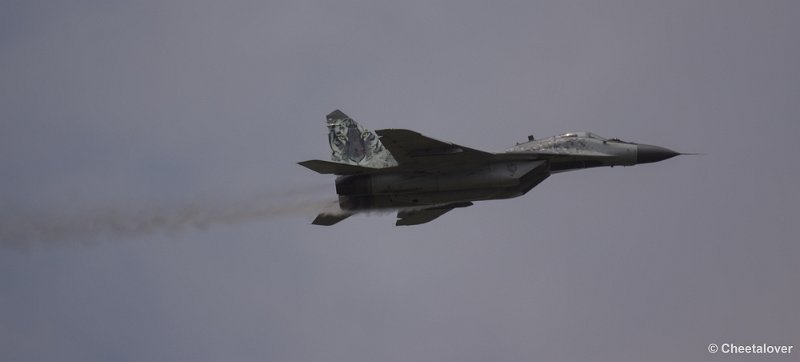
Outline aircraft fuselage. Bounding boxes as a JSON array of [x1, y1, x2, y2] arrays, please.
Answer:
[[299, 110, 683, 225]]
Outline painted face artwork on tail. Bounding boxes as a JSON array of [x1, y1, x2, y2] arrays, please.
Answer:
[[301, 110, 686, 226], [326, 110, 397, 168]]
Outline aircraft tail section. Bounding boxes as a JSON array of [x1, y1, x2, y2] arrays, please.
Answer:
[[326, 110, 397, 168]]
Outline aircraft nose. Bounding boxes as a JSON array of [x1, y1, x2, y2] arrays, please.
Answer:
[[637, 144, 680, 164]]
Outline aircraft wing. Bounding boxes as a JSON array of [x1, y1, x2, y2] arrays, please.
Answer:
[[375, 129, 494, 165], [395, 202, 473, 226]]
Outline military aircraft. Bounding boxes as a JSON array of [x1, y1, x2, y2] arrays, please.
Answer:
[[299, 110, 685, 226]]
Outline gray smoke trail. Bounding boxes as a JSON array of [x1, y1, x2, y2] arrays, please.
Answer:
[[0, 187, 342, 250]]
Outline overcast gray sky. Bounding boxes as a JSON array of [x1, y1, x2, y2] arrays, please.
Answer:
[[1, 1, 798, 361]]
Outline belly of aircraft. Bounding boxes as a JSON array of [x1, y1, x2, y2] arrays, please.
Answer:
[[336, 160, 549, 210]]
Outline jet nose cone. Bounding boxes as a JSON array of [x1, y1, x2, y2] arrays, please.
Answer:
[[637, 144, 680, 164]]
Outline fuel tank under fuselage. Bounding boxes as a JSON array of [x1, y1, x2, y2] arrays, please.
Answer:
[[335, 160, 549, 210]]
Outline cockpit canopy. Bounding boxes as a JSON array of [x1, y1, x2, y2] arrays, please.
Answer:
[[558, 132, 605, 140]]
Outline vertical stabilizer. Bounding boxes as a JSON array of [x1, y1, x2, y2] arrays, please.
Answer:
[[326, 110, 397, 168]]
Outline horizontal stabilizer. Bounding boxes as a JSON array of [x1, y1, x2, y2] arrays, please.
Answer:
[[298, 160, 378, 175], [312, 212, 353, 226]]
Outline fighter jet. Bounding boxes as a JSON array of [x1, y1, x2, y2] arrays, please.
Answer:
[[299, 110, 684, 226]]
